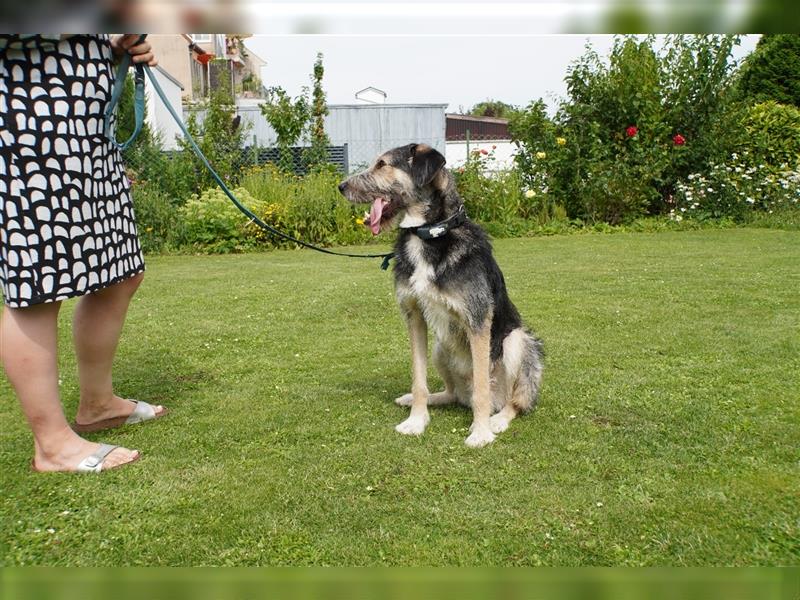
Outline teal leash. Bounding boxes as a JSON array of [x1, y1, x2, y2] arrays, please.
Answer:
[[103, 37, 146, 151], [105, 38, 395, 270]]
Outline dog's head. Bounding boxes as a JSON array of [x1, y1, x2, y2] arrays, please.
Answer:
[[338, 143, 448, 235]]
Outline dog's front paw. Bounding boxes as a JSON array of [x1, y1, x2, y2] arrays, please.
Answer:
[[395, 413, 430, 436], [464, 425, 495, 448], [394, 393, 413, 407]]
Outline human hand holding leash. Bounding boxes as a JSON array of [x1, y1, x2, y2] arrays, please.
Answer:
[[111, 34, 157, 66]]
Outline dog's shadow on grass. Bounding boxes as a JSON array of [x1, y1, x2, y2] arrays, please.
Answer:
[[333, 364, 468, 417]]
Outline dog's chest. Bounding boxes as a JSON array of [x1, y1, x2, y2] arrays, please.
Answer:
[[398, 237, 465, 339]]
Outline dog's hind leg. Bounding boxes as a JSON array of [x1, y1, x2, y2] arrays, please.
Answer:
[[489, 328, 526, 434], [464, 316, 495, 448], [488, 363, 514, 434], [395, 339, 458, 407], [395, 305, 431, 436], [395, 391, 456, 407], [489, 404, 517, 434], [490, 330, 543, 434]]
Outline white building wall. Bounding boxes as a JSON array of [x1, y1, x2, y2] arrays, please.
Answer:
[[445, 139, 518, 172], [145, 68, 184, 150]]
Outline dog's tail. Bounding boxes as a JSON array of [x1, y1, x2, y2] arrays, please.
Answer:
[[512, 331, 544, 413]]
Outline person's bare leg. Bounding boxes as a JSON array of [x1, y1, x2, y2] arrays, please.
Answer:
[[0, 302, 138, 471], [72, 273, 165, 426]]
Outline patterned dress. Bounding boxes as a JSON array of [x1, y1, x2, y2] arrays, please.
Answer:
[[0, 34, 144, 308]]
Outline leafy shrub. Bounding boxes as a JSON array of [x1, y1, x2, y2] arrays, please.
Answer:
[[240, 164, 373, 248], [131, 182, 184, 253], [739, 101, 800, 170], [452, 147, 561, 236], [673, 154, 800, 220], [510, 35, 743, 223], [581, 159, 661, 224], [179, 187, 268, 253], [660, 35, 743, 190], [673, 100, 800, 221], [125, 136, 198, 203]]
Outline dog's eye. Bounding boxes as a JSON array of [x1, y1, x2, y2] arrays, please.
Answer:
[[375, 160, 386, 169]]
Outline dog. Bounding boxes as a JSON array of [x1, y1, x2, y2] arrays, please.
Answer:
[[338, 143, 543, 447]]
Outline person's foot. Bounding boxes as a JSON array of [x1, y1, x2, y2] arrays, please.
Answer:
[[74, 395, 166, 429], [32, 428, 139, 472]]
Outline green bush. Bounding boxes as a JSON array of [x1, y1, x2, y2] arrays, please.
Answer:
[[240, 164, 372, 249], [581, 159, 661, 224], [131, 163, 374, 254], [452, 148, 559, 236], [179, 187, 268, 253], [673, 154, 800, 220], [131, 182, 184, 253], [125, 137, 198, 203], [510, 35, 743, 223], [739, 101, 800, 169], [670, 101, 800, 221]]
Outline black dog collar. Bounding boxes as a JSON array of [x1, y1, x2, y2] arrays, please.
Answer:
[[402, 205, 467, 240]]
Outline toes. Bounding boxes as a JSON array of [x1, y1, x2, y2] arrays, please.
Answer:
[[395, 393, 413, 407], [489, 415, 510, 434], [103, 447, 140, 470], [465, 427, 495, 448], [395, 413, 430, 436]]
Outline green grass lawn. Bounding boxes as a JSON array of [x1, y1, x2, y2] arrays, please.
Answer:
[[1, 229, 798, 566]]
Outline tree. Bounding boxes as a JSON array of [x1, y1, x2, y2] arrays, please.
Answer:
[[468, 99, 519, 119], [259, 87, 310, 173], [182, 80, 248, 191], [737, 34, 800, 108], [304, 52, 331, 170], [660, 35, 742, 186]]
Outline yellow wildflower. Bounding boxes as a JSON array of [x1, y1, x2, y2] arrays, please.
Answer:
[[556, 137, 566, 146], [536, 151, 547, 159], [525, 190, 536, 199]]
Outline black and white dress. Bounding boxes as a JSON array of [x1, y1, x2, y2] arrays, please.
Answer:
[[0, 34, 144, 309]]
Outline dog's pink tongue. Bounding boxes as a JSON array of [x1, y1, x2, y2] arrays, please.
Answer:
[[368, 197, 387, 235]]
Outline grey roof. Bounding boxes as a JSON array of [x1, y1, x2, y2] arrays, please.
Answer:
[[355, 86, 387, 97], [331, 103, 448, 109]]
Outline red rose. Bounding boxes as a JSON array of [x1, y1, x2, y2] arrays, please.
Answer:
[[492, 145, 497, 149], [480, 149, 488, 155], [626, 126, 638, 138], [673, 134, 686, 146]]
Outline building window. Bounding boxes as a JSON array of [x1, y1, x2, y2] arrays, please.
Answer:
[[192, 34, 212, 43]]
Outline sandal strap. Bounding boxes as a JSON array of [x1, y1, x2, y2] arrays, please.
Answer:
[[76, 444, 119, 473], [125, 400, 156, 424]]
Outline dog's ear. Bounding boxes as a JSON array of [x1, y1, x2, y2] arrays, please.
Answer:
[[409, 144, 446, 187]]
